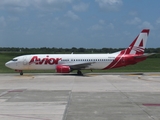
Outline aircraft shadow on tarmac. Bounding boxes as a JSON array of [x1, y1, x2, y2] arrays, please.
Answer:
[[11, 72, 144, 77], [51, 72, 144, 77]]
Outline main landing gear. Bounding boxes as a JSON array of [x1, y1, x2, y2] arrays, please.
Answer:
[[77, 70, 83, 75], [20, 71, 23, 75]]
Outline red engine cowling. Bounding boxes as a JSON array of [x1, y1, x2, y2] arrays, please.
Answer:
[[56, 65, 70, 73]]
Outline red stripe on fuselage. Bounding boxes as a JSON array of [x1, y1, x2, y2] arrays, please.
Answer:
[[103, 49, 126, 69]]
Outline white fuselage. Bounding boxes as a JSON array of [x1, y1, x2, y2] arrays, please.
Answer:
[[5, 53, 119, 71]]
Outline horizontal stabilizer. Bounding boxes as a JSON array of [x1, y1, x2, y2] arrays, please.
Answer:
[[134, 53, 155, 58]]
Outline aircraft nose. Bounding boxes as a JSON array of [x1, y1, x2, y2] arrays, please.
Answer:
[[5, 61, 10, 68]]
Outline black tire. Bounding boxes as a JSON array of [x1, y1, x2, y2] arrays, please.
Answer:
[[20, 71, 23, 75], [77, 70, 83, 75]]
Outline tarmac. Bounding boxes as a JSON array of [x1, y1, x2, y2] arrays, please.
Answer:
[[0, 72, 160, 120]]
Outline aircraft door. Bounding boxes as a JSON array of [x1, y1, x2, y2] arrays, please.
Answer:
[[23, 56, 28, 65], [23, 56, 29, 69]]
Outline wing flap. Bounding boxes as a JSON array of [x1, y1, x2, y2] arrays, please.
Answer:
[[62, 62, 94, 70]]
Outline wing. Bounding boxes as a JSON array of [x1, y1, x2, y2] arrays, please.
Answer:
[[62, 62, 95, 70]]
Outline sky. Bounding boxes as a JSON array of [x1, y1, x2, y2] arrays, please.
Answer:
[[0, 0, 160, 48]]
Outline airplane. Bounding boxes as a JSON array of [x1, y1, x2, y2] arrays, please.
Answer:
[[5, 29, 151, 75]]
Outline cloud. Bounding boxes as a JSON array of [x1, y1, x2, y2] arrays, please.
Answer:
[[126, 17, 141, 25], [89, 24, 103, 31], [139, 21, 153, 29], [53, 17, 69, 28], [0, 0, 30, 7], [0, 0, 73, 12], [65, 11, 80, 20], [72, 3, 89, 12], [108, 23, 114, 29], [0, 16, 6, 27], [0, 0, 29, 13], [99, 19, 105, 24], [8, 16, 19, 22], [156, 17, 160, 24], [89, 20, 114, 31], [123, 31, 130, 36], [33, 0, 73, 11], [129, 11, 138, 16], [95, 0, 122, 11]]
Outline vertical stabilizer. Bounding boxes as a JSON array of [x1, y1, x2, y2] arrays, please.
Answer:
[[125, 29, 149, 55], [104, 29, 150, 69]]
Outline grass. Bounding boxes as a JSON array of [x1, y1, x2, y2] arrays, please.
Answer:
[[105, 58, 160, 72], [0, 53, 160, 73]]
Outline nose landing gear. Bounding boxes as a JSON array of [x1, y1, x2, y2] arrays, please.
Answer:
[[15, 70, 23, 75]]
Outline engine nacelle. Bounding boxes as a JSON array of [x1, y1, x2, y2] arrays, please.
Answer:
[[56, 65, 70, 73]]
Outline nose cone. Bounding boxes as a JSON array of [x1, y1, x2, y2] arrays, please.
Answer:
[[5, 61, 10, 68]]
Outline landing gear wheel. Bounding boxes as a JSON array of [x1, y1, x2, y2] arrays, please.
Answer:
[[20, 71, 23, 75], [77, 70, 83, 75]]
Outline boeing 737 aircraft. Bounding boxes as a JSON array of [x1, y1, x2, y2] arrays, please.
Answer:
[[5, 29, 150, 75]]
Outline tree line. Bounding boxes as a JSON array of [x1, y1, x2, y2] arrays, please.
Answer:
[[0, 47, 160, 54]]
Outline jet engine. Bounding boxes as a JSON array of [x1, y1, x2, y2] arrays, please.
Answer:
[[56, 65, 70, 73]]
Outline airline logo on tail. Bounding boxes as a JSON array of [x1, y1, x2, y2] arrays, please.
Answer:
[[132, 39, 144, 51], [104, 29, 149, 69], [125, 29, 149, 55], [132, 46, 144, 54]]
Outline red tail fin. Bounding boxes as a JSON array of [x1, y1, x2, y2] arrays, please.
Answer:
[[104, 29, 150, 69], [125, 29, 149, 55]]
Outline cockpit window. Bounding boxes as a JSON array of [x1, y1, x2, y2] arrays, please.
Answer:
[[12, 59, 18, 61]]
